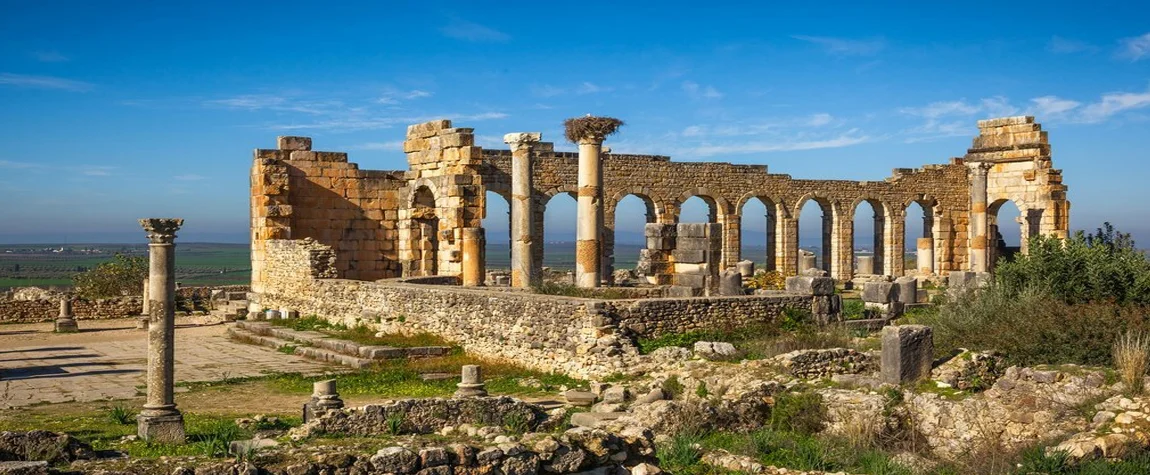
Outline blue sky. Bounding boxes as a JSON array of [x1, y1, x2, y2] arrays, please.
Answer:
[[1, 1, 1148, 248]]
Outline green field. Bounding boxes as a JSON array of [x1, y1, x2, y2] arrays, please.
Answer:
[[0, 243, 251, 290]]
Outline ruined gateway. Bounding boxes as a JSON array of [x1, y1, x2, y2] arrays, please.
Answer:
[[248, 115, 1069, 377]]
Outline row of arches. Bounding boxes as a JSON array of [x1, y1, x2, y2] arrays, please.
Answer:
[[480, 190, 1024, 277]]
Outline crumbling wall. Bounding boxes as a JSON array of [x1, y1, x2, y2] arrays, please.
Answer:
[[609, 293, 811, 339], [0, 297, 142, 323]]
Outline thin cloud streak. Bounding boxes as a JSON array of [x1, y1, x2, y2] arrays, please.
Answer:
[[440, 18, 509, 42], [792, 35, 886, 56], [32, 51, 69, 62], [1118, 32, 1150, 61], [0, 73, 92, 91]]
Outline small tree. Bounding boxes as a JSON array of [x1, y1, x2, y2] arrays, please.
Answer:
[[73, 253, 148, 299]]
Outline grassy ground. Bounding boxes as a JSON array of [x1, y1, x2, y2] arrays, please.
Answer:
[[267, 316, 451, 348], [636, 309, 864, 360]]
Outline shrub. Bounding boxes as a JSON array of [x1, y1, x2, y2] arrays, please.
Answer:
[[1115, 330, 1150, 395], [769, 391, 826, 435], [748, 270, 785, 290], [841, 299, 867, 320], [996, 223, 1150, 305], [662, 375, 685, 399], [105, 405, 134, 425], [73, 253, 148, 299], [656, 432, 703, 471]]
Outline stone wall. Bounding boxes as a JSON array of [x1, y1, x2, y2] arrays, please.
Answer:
[[609, 293, 810, 339], [0, 297, 142, 323], [257, 239, 827, 378]]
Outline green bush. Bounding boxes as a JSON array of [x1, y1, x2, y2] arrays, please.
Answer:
[[996, 223, 1150, 305], [907, 288, 1149, 366], [769, 391, 826, 435], [841, 299, 867, 320], [72, 253, 148, 299]]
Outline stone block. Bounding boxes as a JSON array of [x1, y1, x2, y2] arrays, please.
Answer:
[[784, 276, 834, 296], [644, 223, 676, 237], [563, 390, 597, 407], [881, 325, 934, 385], [137, 413, 185, 443], [677, 223, 708, 238], [862, 281, 897, 304], [666, 286, 702, 298], [694, 341, 738, 360], [645, 237, 675, 250], [674, 237, 714, 251], [570, 411, 624, 428], [674, 273, 706, 288], [277, 136, 312, 151], [672, 249, 706, 263], [718, 269, 743, 296], [0, 461, 48, 475], [673, 262, 706, 275]]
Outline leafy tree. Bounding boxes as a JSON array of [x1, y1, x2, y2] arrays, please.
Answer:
[[995, 222, 1150, 305], [73, 253, 148, 299]]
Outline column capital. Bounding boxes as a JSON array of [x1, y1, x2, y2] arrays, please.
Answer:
[[139, 218, 184, 244], [503, 132, 542, 152], [967, 161, 993, 175]]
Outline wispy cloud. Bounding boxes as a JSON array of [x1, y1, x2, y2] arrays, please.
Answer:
[[1078, 88, 1150, 123], [347, 141, 404, 151], [0, 73, 92, 91], [1029, 96, 1081, 117], [792, 35, 886, 56], [1118, 32, 1150, 61], [681, 81, 722, 99], [898, 97, 1018, 141], [268, 111, 508, 132], [1047, 36, 1095, 54], [440, 18, 509, 42], [203, 94, 343, 115], [689, 131, 870, 156], [0, 160, 47, 170], [174, 174, 206, 181], [377, 88, 432, 105], [0, 160, 116, 177], [31, 51, 69, 62], [530, 82, 611, 97]]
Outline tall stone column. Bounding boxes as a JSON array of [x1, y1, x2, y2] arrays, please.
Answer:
[[968, 163, 991, 273], [575, 136, 605, 288], [460, 227, 485, 287], [137, 218, 185, 443], [505, 132, 542, 288]]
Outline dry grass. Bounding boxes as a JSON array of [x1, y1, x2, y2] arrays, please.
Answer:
[[563, 116, 623, 143], [1115, 330, 1150, 395]]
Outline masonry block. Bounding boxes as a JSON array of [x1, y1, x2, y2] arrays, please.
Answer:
[[862, 281, 897, 304], [881, 325, 933, 384], [277, 136, 312, 151], [785, 275, 835, 296]]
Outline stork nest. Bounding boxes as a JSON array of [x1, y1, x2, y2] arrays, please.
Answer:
[[563, 116, 624, 143]]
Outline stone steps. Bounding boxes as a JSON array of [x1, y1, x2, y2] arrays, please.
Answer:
[[227, 320, 453, 370]]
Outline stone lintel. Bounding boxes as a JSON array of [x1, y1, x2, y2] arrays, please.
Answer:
[[976, 116, 1034, 129]]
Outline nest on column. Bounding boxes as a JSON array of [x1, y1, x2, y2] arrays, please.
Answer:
[[563, 115, 624, 143]]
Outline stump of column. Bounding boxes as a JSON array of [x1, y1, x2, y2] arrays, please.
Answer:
[[54, 297, 78, 333], [137, 218, 185, 444], [575, 137, 604, 288], [856, 255, 875, 275], [916, 238, 934, 274], [505, 132, 542, 289], [455, 364, 488, 398], [460, 227, 486, 287], [137, 278, 150, 330]]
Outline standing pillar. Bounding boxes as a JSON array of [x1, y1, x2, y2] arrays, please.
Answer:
[[460, 227, 486, 287], [55, 297, 78, 333], [137, 218, 185, 443], [505, 133, 542, 288], [917, 238, 934, 273], [576, 136, 604, 288], [968, 163, 991, 273]]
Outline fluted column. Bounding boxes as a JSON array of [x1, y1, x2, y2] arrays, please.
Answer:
[[505, 132, 542, 288], [576, 136, 605, 288], [137, 218, 185, 443], [968, 163, 991, 272]]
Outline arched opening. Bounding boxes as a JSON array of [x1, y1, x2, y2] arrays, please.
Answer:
[[411, 186, 438, 276], [739, 197, 777, 271], [483, 191, 511, 272], [905, 201, 934, 274], [679, 196, 716, 223], [612, 194, 657, 275], [797, 198, 833, 273], [852, 200, 886, 276], [542, 192, 578, 275], [988, 199, 1023, 268]]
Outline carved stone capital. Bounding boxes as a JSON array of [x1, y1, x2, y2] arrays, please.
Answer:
[[139, 218, 184, 244], [504, 132, 542, 152]]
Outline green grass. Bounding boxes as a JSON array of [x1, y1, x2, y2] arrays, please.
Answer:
[[268, 315, 450, 348]]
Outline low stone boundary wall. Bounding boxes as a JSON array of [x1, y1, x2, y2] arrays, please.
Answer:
[[0, 297, 142, 324], [256, 239, 832, 378], [609, 293, 811, 338]]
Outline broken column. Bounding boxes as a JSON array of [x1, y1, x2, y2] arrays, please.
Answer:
[[785, 270, 840, 323], [304, 379, 345, 422], [895, 276, 919, 305], [799, 250, 817, 273], [137, 218, 185, 443], [856, 255, 875, 275], [54, 297, 78, 333], [881, 325, 933, 384], [643, 223, 675, 285], [137, 278, 150, 330], [505, 132, 542, 288], [460, 227, 485, 287], [718, 268, 743, 296], [670, 223, 722, 297], [454, 365, 488, 398], [567, 116, 622, 288], [916, 237, 933, 273], [862, 280, 903, 319], [737, 259, 754, 278], [968, 162, 991, 273]]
